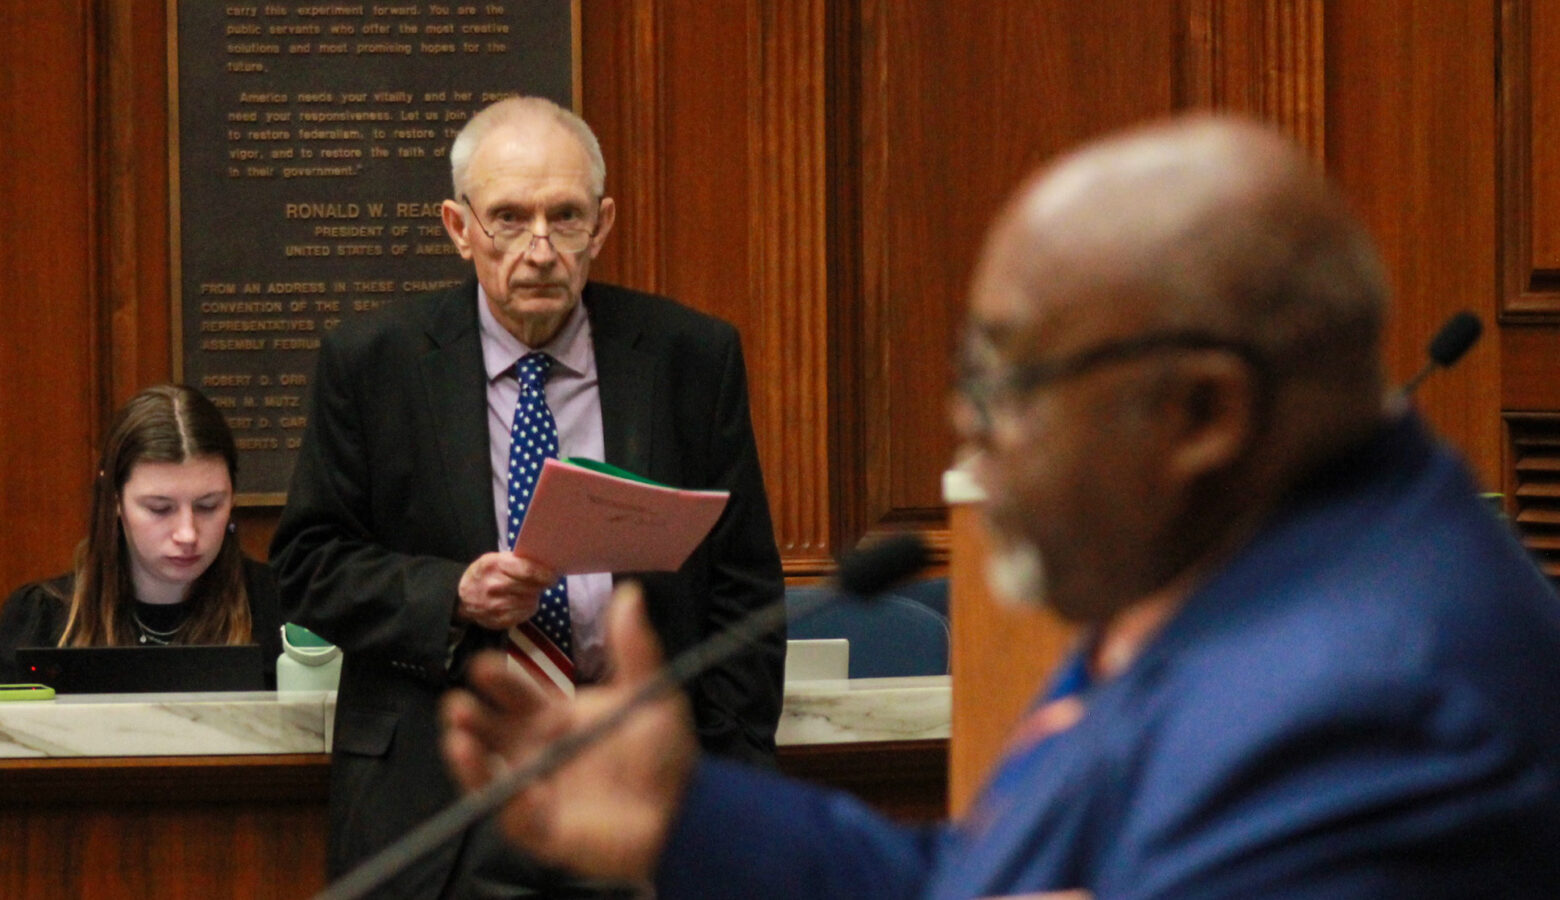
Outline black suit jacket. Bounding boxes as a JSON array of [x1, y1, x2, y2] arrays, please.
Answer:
[[269, 279, 784, 895]]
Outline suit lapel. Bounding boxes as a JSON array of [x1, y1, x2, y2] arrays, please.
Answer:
[[587, 285, 660, 478], [418, 281, 497, 559]]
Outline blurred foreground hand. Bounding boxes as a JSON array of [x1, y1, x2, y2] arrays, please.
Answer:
[[441, 583, 699, 884]]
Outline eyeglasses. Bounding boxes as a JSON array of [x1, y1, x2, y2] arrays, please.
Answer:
[[956, 330, 1266, 435], [461, 194, 598, 255]]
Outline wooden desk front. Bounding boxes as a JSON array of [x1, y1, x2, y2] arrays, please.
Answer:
[[0, 679, 949, 898], [0, 742, 944, 898]]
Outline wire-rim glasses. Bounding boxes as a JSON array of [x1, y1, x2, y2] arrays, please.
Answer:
[[461, 194, 597, 255], [957, 330, 1267, 434]]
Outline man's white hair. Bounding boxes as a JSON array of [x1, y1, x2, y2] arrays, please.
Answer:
[[448, 95, 606, 199]]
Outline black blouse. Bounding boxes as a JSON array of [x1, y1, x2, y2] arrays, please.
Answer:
[[0, 556, 283, 687]]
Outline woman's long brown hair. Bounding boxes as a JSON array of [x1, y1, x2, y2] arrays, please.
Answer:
[[58, 384, 252, 647]]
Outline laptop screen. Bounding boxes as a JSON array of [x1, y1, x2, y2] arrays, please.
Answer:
[[15, 644, 268, 694]]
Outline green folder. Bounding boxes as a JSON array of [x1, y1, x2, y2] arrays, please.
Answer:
[[563, 457, 670, 488]]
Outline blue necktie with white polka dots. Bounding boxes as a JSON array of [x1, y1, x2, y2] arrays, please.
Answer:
[[507, 353, 573, 662]]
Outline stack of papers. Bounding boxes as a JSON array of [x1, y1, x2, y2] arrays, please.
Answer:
[[513, 458, 731, 574]]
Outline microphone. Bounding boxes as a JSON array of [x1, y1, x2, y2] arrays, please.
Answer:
[[1401, 311, 1482, 396], [839, 532, 930, 595], [314, 534, 929, 900]]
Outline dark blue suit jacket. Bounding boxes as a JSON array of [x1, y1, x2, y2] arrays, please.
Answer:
[[657, 414, 1560, 899]]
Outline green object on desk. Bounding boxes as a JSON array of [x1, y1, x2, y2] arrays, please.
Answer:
[[284, 622, 333, 648], [0, 683, 55, 701]]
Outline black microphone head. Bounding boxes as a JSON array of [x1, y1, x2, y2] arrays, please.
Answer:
[[1428, 311, 1482, 368], [837, 534, 929, 597]]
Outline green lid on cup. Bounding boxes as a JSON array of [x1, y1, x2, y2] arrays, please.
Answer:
[[283, 622, 333, 648]]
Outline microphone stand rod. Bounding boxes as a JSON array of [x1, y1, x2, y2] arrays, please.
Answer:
[[313, 593, 826, 900]]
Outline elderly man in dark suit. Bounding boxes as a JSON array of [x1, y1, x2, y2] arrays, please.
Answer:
[[270, 96, 783, 898]]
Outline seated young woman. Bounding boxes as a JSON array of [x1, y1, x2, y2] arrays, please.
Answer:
[[0, 384, 281, 686]]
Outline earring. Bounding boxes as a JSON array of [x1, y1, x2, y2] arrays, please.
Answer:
[[227, 521, 237, 535]]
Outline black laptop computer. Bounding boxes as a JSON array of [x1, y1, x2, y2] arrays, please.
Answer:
[[15, 644, 267, 694]]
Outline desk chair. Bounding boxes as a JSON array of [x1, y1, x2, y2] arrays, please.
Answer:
[[785, 583, 951, 678]]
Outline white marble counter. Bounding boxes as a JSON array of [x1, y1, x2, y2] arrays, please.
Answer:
[[0, 676, 948, 758], [0, 691, 333, 758], [776, 676, 951, 745]]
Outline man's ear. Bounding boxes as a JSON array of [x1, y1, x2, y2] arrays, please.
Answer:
[[587, 196, 616, 260], [442, 198, 476, 261], [1165, 354, 1260, 485]]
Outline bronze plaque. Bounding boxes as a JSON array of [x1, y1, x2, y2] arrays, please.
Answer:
[[171, 0, 575, 502]]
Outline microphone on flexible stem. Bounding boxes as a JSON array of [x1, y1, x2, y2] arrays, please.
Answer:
[[313, 533, 930, 900], [837, 532, 930, 595], [1401, 311, 1483, 397], [781, 533, 931, 634]]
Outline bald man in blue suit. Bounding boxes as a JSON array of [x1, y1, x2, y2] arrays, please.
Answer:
[[440, 116, 1560, 899]]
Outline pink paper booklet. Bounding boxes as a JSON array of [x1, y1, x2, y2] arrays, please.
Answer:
[[512, 458, 731, 574]]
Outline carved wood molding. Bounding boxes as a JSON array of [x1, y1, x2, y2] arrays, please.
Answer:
[[590, 0, 665, 293], [105, 0, 173, 406], [749, 0, 834, 567], [1261, 0, 1325, 156], [1179, 0, 1324, 158], [99, 0, 129, 416], [840, 4, 941, 569], [1497, 0, 1560, 321], [823, 0, 868, 565], [852, 0, 944, 546], [91, 0, 119, 429], [855, 0, 887, 534]]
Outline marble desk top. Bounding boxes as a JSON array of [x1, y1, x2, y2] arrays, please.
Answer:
[[0, 676, 949, 759]]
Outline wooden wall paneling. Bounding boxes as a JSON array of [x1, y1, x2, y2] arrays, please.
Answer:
[[1177, 0, 1239, 112], [1501, 0, 1560, 553], [0, 1, 100, 592], [851, 1, 1184, 560], [1500, 0, 1560, 321], [1179, 0, 1326, 157], [1523, 2, 1560, 278], [826, 0, 868, 554], [581, 0, 664, 294], [584, 0, 836, 574], [1502, 325, 1560, 412], [103, 0, 172, 410], [1261, 0, 1326, 154], [135, 0, 173, 395], [103, 0, 141, 411], [745, 0, 834, 571], [1325, 0, 1501, 484], [656, 2, 750, 328]]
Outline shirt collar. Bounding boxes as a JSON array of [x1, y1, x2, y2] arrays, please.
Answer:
[[476, 283, 592, 382]]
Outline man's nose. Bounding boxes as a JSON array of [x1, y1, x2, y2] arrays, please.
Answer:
[[519, 229, 560, 264]]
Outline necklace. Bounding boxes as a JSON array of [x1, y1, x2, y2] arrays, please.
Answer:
[[131, 612, 181, 646]]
